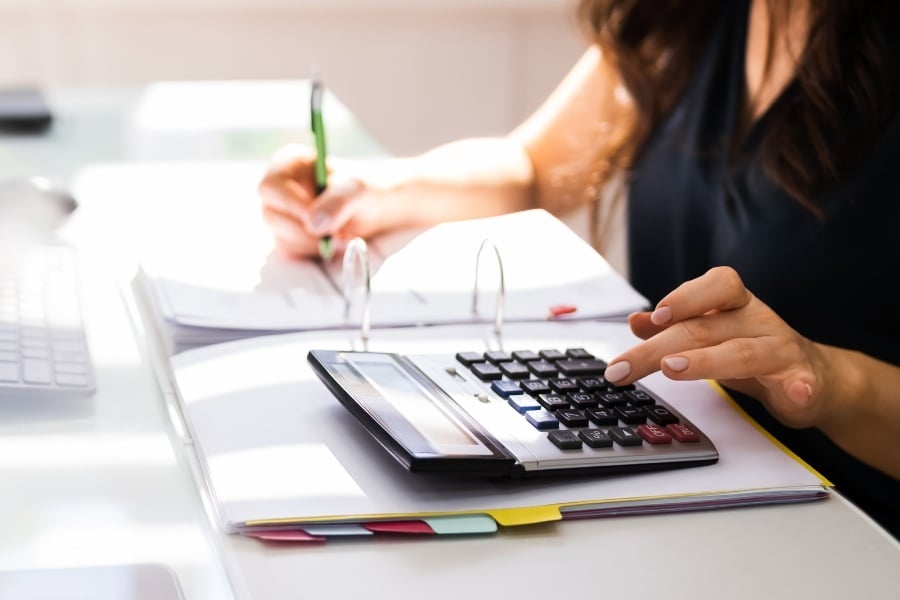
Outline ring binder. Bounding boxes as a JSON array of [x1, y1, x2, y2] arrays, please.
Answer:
[[472, 238, 506, 335], [342, 237, 371, 345]]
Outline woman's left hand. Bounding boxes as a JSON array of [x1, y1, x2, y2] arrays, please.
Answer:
[[603, 266, 831, 429]]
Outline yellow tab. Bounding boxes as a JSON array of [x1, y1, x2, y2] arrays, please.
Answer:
[[486, 505, 562, 526]]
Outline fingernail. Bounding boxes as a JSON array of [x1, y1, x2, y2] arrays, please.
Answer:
[[651, 305, 672, 325], [663, 356, 689, 372], [310, 212, 332, 233], [604, 361, 631, 383]]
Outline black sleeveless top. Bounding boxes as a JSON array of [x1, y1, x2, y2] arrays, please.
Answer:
[[628, 0, 900, 538]]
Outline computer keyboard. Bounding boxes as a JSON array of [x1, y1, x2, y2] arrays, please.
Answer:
[[0, 243, 96, 399]]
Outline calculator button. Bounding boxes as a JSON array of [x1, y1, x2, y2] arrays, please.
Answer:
[[548, 377, 579, 393], [527, 360, 558, 378], [667, 423, 701, 443], [608, 427, 643, 447], [607, 382, 636, 391], [625, 389, 655, 405], [456, 352, 485, 366], [520, 379, 551, 396], [548, 429, 582, 449], [491, 380, 523, 397], [485, 350, 513, 364], [599, 391, 628, 406], [645, 405, 679, 425], [578, 428, 613, 448], [586, 407, 618, 426], [499, 361, 532, 379], [526, 410, 559, 430], [538, 349, 567, 361], [511, 350, 540, 362], [470, 362, 503, 381], [567, 391, 599, 408], [565, 348, 596, 360], [614, 406, 646, 424], [537, 393, 569, 411], [577, 377, 607, 391], [637, 424, 673, 445], [556, 408, 589, 427], [557, 359, 607, 376], [508, 395, 542, 413]]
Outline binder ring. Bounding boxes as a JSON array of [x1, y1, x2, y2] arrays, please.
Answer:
[[472, 237, 506, 335], [343, 237, 371, 344]]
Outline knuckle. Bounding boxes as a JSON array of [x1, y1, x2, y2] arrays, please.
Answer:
[[730, 338, 757, 365], [678, 317, 713, 345]]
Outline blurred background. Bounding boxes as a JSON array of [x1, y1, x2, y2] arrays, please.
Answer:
[[0, 0, 586, 156]]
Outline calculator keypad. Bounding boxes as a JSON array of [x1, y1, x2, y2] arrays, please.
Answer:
[[454, 347, 704, 452]]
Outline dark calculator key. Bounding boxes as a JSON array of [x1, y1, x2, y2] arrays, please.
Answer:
[[456, 352, 485, 366], [645, 405, 679, 425], [586, 407, 618, 426], [500, 361, 532, 379], [527, 360, 558, 378], [615, 406, 647, 424], [625, 389, 655, 405], [537, 393, 569, 410], [556, 408, 589, 427], [599, 391, 628, 406], [526, 409, 559, 430], [565, 348, 596, 360], [607, 381, 636, 392], [508, 395, 542, 413], [539, 349, 567, 361], [485, 350, 513, 364], [578, 377, 607, 391], [579, 428, 613, 448], [548, 377, 579, 393], [548, 429, 582, 449], [666, 423, 701, 443], [608, 426, 643, 447], [511, 350, 541, 362], [567, 391, 599, 408], [637, 423, 672, 445], [520, 379, 552, 396], [557, 358, 608, 376], [491, 380, 523, 397], [471, 362, 503, 381]]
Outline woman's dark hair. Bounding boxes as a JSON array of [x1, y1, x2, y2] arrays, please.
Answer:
[[579, 0, 900, 210]]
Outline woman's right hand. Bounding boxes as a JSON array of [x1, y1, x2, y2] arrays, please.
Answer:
[[257, 144, 383, 258]]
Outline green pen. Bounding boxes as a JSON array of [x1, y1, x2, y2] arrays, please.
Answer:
[[310, 73, 333, 260]]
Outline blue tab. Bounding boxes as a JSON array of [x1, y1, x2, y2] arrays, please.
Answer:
[[491, 379, 522, 397], [508, 395, 541, 413]]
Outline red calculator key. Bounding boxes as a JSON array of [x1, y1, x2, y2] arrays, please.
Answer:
[[666, 423, 701, 443], [637, 423, 672, 445]]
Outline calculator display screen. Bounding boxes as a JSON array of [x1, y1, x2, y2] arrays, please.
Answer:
[[350, 357, 478, 448]]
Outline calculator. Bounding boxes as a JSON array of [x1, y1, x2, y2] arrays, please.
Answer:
[[307, 347, 718, 478]]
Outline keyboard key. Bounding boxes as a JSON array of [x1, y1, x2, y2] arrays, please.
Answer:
[[567, 391, 599, 408], [614, 406, 646, 424], [470, 362, 503, 381], [0, 361, 18, 382], [499, 361, 532, 379], [526, 410, 559, 430], [491, 380, 522, 397], [637, 424, 672, 445], [548, 429, 582, 449], [557, 358, 607, 376], [645, 405, 679, 425], [548, 377, 579, 393], [556, 408, 589, 427], [577, 376, 607, 391], [599, 391, 628, 406], [579, 428, 613, 448], [484, 350, 513, 364], [608, 427, 643, 447], [23, 359, 52, 384], [625, 389, 655, 405], [520, 379, 551, 396], [455, 352, 485, 366], [511, 350, 540, 362], [538, 349, 567, 361], [667, 423, 701, 443], [537, 393, 569, 411], [565, 348, 595, 360], [508, 395, 541, 413], [527, 360, 558, 378], [55, 373, 90, 387], [586, 407, 618, 426]]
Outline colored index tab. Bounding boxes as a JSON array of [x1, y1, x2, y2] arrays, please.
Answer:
[[423, 514, 498, 535]]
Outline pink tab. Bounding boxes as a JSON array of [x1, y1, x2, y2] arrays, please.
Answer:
[[363, 521, 435, 535], [548, 304, 578, 318], [244, 529, 325, 542]]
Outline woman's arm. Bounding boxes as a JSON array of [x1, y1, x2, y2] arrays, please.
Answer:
[[259, 45, 629, 256]]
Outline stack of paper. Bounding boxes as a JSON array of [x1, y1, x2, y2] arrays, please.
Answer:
[[166, 320, 829, 543], [135, 209, 650, 353]]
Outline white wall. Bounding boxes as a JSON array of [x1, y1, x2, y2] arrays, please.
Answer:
[[0, 0, 587, 155]]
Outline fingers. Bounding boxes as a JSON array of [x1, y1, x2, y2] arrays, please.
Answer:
[[651, 266, 754, 326]]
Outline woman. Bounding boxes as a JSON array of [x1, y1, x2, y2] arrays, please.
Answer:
[[258, 0, 900, 537]]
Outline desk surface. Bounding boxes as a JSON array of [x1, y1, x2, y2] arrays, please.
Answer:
[[1, 82, 898, 600]]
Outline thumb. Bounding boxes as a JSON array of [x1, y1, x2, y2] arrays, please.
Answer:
[[305, 176, 364, 235]]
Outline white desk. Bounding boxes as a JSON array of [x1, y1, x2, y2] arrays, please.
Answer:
[[1, 82, 898, 600]]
